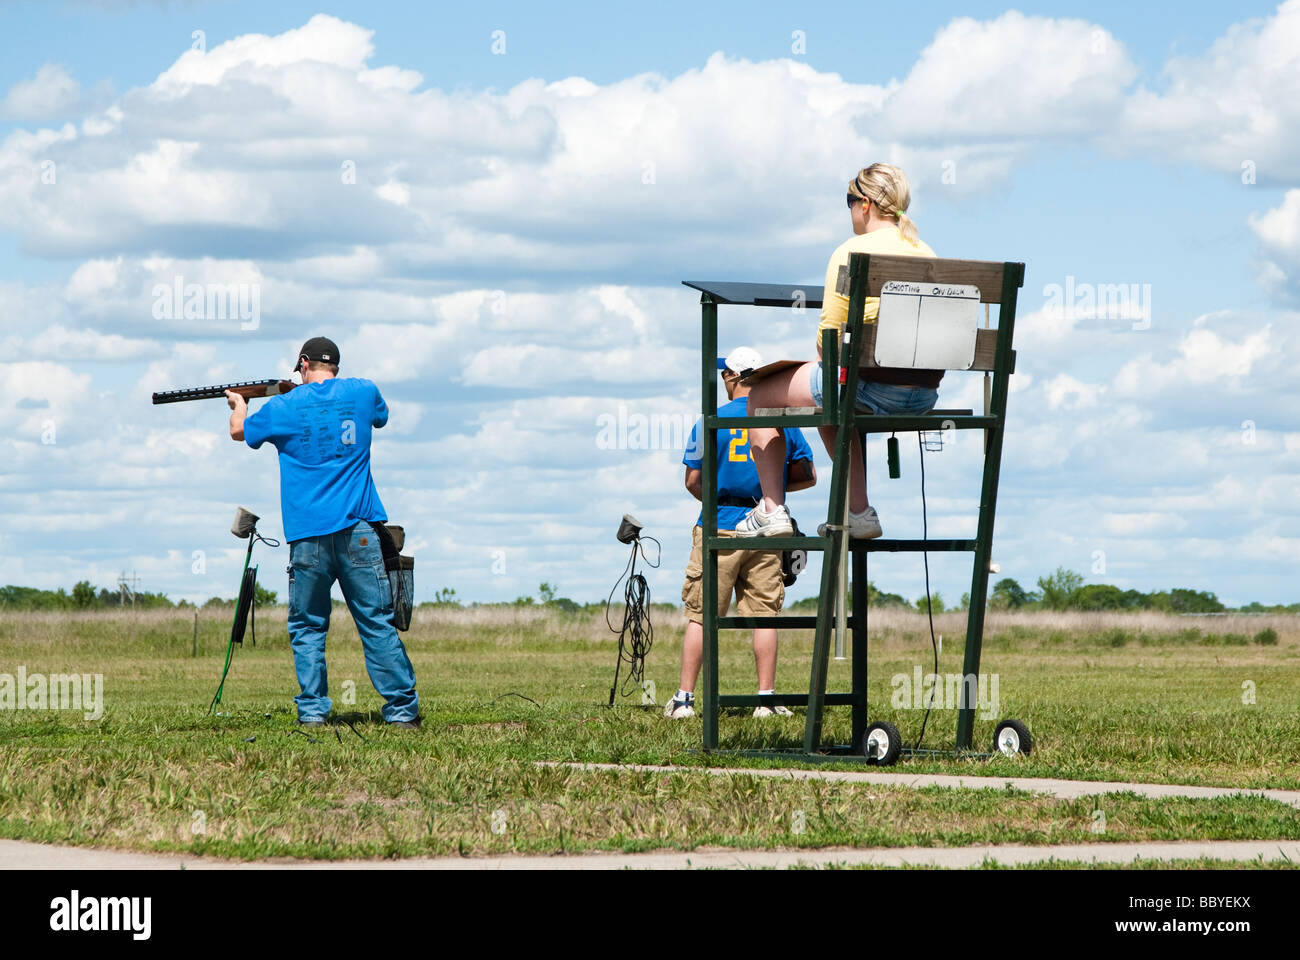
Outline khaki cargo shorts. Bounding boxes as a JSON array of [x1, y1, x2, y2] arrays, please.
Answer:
[[681, 525, 785, 625]]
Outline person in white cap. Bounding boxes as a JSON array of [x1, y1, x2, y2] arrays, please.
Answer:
[[664, 347, 817, 719]]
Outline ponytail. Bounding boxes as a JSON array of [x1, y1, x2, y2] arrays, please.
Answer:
[[894, 208, 919, 245]]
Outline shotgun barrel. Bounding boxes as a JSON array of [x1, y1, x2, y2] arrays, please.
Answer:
[[151, 379, 297, 405]]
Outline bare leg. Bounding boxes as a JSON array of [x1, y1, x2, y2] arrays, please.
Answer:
[[752, 628, 777, 690], [750, 431, 787, 512], [679, 619, 703, 693], [747, 363, 817, 512], [817, 426, 869, 513]]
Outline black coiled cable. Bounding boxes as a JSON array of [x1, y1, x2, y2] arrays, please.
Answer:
[[605, 532, 660, 706]]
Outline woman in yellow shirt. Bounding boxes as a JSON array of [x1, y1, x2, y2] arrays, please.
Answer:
[[738, 163, 940, 540]]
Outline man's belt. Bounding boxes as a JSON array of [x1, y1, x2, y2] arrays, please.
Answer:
[[718, 495, 760, 509]]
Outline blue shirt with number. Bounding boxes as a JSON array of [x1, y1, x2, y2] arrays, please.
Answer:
[[243, 377, 389, 542], [683, 397, 814, 530]]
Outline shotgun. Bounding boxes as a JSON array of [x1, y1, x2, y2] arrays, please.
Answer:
[[151, 379, 297, 405]]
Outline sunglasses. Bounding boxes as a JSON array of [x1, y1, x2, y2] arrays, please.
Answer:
[[847, 193, 870, 210]]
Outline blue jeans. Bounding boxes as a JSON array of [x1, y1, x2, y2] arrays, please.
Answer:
[[809, 363, 939, 414], [287, 521, 419, 723]]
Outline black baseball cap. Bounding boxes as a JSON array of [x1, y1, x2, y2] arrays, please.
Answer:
[[298, 336, 340, 365]]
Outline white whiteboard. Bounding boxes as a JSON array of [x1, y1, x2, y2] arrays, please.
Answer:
[[874, 281, 980, 370]]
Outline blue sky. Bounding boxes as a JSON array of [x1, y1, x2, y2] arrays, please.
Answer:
[[0, 1, 1297, 608]]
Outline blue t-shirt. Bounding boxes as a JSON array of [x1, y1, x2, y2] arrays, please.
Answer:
[[683, 396, 814, 530], [243, 377, 389, 542]]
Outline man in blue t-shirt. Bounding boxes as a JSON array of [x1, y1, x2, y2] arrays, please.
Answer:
[[664, 347, 816, 720], [225, 336, 419, 729]]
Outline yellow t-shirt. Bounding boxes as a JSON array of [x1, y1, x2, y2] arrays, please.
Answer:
[[817, 225, 938, 341]]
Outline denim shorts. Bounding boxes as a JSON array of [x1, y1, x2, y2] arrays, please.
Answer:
[[809, 363, 939, 415]]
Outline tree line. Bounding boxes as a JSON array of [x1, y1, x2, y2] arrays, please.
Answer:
[[985, 567, 1297, 614], [1, 570, 1295, 615], [788, 567, 1298, 615], [0, 581, 278, 611]]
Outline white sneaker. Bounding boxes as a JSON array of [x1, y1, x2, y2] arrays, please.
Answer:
[[818, 506, 883, 540], [663, 697, 695, 719], [753, 704, 794, 718], [735, 503, 794, 537]]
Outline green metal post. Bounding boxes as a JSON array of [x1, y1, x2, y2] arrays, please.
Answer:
[[700, 296, 720, 751], [956, 262, 1023, 749], [820, 328, 838, 426], [803, 253, 871, 753]]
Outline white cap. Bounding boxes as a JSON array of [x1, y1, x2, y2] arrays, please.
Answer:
[[719, 346, 763, 377]]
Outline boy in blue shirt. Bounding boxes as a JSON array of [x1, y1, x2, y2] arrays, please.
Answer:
[[225, 337, 419, 729], [665, 347, 816, 719]]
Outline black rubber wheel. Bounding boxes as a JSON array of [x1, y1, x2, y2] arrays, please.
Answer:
[[993, 719, 1032, 756], [861, 721, 902, 766]]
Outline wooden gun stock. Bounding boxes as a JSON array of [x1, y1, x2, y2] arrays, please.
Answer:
[[152, 379, 297, 405]]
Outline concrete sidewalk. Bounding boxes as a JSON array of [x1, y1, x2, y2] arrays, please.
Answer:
[[539, 761, 1300, 809]]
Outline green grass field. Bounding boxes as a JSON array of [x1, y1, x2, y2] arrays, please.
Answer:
[[1, 605, 1297, 863]]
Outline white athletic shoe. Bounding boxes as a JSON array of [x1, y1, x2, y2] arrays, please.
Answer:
[[753, 704, 795, 718], [663, 697, 695, 719], [735, 503, 794, 537], [818, 506, 883, 540]]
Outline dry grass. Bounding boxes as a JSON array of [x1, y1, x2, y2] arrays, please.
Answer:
[[980, 609, 1298, 638], [6, 604, 1290, 644]]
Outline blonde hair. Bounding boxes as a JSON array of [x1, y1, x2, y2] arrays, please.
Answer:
[[849, 163, 918, 245]]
